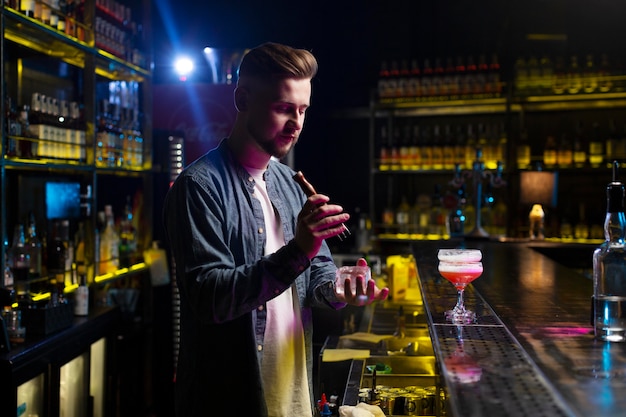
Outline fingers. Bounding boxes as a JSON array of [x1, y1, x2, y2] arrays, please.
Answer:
[[340, 278, 389, 306], [356, 257, 368, 267]]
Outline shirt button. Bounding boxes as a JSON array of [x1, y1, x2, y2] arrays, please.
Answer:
[[258, 305, 264, 311], [274, 289, 280, 295], [257, 344, 263, 351], [258, 227, 264, 234], [248, 176, 254, 182]]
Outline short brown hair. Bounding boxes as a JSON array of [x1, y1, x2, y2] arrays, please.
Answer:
[[237, 42, 318, 83]]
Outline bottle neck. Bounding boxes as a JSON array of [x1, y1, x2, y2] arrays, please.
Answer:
[[604, 211, 626, 243]]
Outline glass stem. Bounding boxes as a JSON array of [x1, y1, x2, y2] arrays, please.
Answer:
[[455, 289, 465, 313]]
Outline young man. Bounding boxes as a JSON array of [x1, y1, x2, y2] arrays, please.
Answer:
[[164, 42, 388, 417]]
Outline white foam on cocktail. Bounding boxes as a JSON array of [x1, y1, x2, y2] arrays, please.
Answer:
[[438, 249, 482, 263], [438, 262, 483, 274]]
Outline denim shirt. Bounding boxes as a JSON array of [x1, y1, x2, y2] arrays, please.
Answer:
[[164, 139, 343, 417]]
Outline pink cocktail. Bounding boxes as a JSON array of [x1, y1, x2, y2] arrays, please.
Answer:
[[438, 249, 483, 323]]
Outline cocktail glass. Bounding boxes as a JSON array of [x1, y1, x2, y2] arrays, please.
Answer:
[[438, 249, 483, 323]]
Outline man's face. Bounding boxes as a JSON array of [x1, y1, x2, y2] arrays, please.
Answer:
[[244, 77, 311, 160]]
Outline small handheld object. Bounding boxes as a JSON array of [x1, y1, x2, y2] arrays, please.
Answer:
[[293, 171, 351, 241]]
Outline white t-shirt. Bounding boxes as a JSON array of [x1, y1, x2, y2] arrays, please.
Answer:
[[246, 167, 311, 417]]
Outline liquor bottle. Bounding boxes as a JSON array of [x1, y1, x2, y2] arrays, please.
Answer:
[[119, 196, 138, 267], [378, 125, 390, 170], [73, 274, 89, 316], [453, 124, 466, 168], [539, 54, 553, 94], [442, 124, 455, 170], [589, 122, 605, 168], [10, 225, 31, 304], [556, 133, 573, 168], [573, 120, 588, 168], [606, 119, 619, 164], [420, 125, 433, 170], [567, 55, 582, 94], [543, 135, 558, 168], [395, 196, 411, 235], [19, 0, 35, 17], [593, 161, 626, 341], [516, 128, 531, 170], [583, 54, 598, 94], [389, 125, 400, 170], [407, 59, 421, 98], [99, 205, 120, 274], [399, 124, 411, 170], [428, 185, 445, 237], [25, 212, 42, 278], [377, 61, 391, 99], [598, 53, 613, 93], [464, 124, 477, 170], [409, 124, 421, 170], [431, 125, 443, 170], [552, 56, 567, 95]]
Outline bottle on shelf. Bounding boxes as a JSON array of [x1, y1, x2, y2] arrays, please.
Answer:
[[48, 219, 70, 287], [399, 124, 411, 170], [567, 55, 582, 94], [453, 124, 466, 168], [420, 125, 433, 170], [99, 205, 120, 274], [431, 125, 444, 170], [575, 203, 589, 239], [442, 124, 455, 170], [119, 195, 138, 267], [589, 122, 605, 168], [557, 133, 573, 168], [428, 185, 446, 237], [593, 161, 626, 341], [464, 124, 477, 170], [583, 54, 598, 94], [378, 125, 390, 170], [516, 128, 531, 170], [543, 135, 558, 168], [10, 225, 31, 304], [395, 196, 411, 235], [573, 120, 588, 168], [25, 212, 42, 278], [389, 125, 400, 170], [73, 274, 89, 316], [409, 123, 421, 170]]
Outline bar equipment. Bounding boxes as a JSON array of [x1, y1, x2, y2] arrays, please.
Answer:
[[449, 149, 506, 238]]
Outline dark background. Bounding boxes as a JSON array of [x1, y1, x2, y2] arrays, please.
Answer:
[[151, 0, 626, 250]]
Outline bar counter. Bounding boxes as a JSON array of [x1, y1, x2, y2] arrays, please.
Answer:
[[411, 240, 623, 417]]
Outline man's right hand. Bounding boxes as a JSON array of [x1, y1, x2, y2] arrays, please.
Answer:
[[294, 194, 350, 259]]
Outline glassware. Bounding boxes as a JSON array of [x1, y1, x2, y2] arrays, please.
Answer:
[[438, 248, 483, 323]]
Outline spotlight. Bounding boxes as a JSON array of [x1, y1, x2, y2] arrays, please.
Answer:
[[174, 56, 194, 81]]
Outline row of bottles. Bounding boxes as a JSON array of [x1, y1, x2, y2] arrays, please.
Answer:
[[5, 92, 87, 161], [514, 53, 622, 97], [6, 0, 147, 68], [95, 0, 147, 67], [380, 184, 507, 239], [3, 195, 138, 306], [377, 54, 503, 101], [378, 122, 507, 171], [13, 0, 88, 41], [516, 119, 626, 170], [96, 80, 144, 168]]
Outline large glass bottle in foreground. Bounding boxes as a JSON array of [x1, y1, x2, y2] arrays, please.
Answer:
[[593, 161, 626, 342]]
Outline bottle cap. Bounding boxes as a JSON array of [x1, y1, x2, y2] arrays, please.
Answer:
[[607, 161, 625, 213]]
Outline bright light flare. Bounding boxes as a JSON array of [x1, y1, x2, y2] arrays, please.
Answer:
[[174, 56, 194, 81]]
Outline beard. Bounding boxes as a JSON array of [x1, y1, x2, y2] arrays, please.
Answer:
[[254, 133, 298, 160]]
